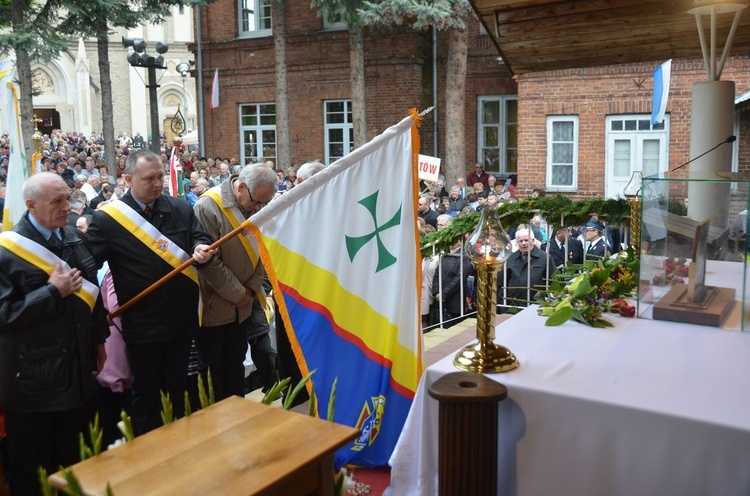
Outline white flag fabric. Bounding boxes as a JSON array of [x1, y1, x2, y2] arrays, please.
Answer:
[[210, 69, 219, 109], [3, 82, 29, 231], [651, 59, 672, 125], [248, 111, 424, 468]]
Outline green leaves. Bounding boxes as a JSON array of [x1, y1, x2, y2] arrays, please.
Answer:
[[545, 306, 571, 326]]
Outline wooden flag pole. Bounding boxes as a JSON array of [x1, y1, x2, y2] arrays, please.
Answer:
[[108, 218, 254, 320]]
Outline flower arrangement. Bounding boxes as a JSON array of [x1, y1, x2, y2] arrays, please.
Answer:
[[536, 251, 639, 327], [652, 257, 689, 286]]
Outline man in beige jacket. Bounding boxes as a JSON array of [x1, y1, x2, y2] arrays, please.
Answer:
[[194, 164, 277, 399]]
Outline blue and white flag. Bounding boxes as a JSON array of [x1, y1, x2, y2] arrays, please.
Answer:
[[651, 59, 672, 125]]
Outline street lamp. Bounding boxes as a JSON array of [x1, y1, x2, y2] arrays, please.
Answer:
[[176, 61, 194, 131], [122, 36, 170, 153]]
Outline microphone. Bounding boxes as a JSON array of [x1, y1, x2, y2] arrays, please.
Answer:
[[671, 135, 736, 172]]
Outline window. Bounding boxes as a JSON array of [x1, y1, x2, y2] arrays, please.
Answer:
[[605, 115, 669, 198], [477, 96, 517, 175], [239, 0, 271, 37], [323, 12, 346, 31], [239, 103, 277, 165], [324, 100, 353, 165], [546, 116, 579, 192]]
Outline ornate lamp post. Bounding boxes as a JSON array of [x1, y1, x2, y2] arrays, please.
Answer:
[[454, 208, 519, 373], [122, 37, 170, 153]]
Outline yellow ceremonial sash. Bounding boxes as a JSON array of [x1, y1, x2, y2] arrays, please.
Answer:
[[0, 231, 99, 311], [204, 187, 268, 315], [99, 200, 199, 285]]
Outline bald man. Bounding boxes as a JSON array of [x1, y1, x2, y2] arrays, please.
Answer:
[[0, 172, 108, 494]]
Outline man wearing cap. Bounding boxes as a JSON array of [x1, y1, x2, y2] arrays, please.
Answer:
[[584, 218, 609, 260]]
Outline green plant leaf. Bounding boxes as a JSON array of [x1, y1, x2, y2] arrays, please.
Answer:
[[545, 306, 572, 326]]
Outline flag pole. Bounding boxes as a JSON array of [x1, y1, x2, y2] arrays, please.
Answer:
[[108, 218, 253, 320]]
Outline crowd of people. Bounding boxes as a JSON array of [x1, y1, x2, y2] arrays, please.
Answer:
[[0, 126, 327, 494], [418, 163, 618, 330]]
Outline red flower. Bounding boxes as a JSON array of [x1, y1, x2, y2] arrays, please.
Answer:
[[610, 298, 626, 313], [620, 304, 636, 318]]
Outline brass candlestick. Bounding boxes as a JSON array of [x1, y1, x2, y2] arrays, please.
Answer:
[[454, 208, 519, 373], [624, 171, 643, 253]]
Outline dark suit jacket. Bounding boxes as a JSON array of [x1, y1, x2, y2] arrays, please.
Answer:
[[87, 192, 212, 343], [544, 237, 584, 267], [585, 238, 609, 260], [499, 246, 553, 307]]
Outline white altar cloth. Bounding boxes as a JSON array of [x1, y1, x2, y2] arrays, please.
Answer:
[[388, 306, 750, 496]]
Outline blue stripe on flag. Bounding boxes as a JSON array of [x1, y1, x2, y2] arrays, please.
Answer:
[[283, 292, 415, 468]]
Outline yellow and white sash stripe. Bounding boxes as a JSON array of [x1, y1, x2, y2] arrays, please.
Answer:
[[0, 231, 100, 311], [204, 187, 268, 315], [100, 200, 198, 285]]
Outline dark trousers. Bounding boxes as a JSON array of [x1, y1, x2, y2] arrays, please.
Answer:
[[127, 335, 192, 436], [95, 386, 132, 448], [248, 332, 276, 393], [5, 400, 93, 495], [274, 307, 308, 406], [196, 321, 247, 401]]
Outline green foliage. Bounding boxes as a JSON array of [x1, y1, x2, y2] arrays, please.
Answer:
[[282, 369, 316, 410], [39, 466, 57, 496], [118, 410, 135, 442], [327, 377, 338, 422], [421, 195, 630, 258], [79, 414, 103, 461], [160, 391, 174, 425], [262, 376, 292, 405], [536, 251, 639, 327], [358, 0, 473, 30], [197, 369, 216, 410]]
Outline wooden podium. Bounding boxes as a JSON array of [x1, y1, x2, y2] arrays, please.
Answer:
[[49, 396, 359, 495]]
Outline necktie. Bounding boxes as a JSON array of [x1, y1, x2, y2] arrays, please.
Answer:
[[144, 205, 153, 220], [48, 231, 62, 252]]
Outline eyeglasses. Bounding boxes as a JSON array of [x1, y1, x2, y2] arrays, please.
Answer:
[[247, 189, 270, 209]]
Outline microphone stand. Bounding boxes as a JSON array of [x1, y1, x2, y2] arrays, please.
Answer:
[[671, 136, 736, 172]]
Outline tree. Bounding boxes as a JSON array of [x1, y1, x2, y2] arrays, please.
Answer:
[[58, 0, 215, 176], [359, 0, 473, 185], [0, 0, 68, 165], [272, 0, 291, 170], [310, 0, 368, 148]]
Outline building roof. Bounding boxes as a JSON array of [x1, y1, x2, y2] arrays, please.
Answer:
[[470, 0, 750, 75]]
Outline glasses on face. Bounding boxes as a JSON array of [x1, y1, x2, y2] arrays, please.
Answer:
[[247, 189, 270, 209]]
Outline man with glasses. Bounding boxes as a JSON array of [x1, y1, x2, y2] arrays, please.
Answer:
[[194, 164, 277, 399]]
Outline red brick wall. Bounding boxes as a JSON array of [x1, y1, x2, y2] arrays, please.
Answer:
[[194, 3, 516, 173], [517, 56, 750, 199]]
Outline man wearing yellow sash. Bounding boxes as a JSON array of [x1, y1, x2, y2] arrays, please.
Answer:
[[87, 151, 214, 435], [0, 173, 108, 494], [194, 164, 277, 399]]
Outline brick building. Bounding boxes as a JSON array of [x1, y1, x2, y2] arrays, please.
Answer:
[[516, 56, 750, 201], [193, 0, 516, 174], [194, 0, 749, 210]]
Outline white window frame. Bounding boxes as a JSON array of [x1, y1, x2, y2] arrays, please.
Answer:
[[731, 112, 740, 193], [546, 115, 579, 193], [605, 114, 669, 199], [238, 0, 272, 38], [324, 99, 353, 165], [239, 103, 277, 165], [323, 12, 347, 31], [477, 95, 518, 175]]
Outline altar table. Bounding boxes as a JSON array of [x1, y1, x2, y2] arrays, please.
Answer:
[[50, 396, 359, 495], [388, 306, 750, 496]]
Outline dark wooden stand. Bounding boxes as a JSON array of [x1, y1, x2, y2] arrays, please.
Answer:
[[653, 283, 736, 327], [428, 371, 508, 496]]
